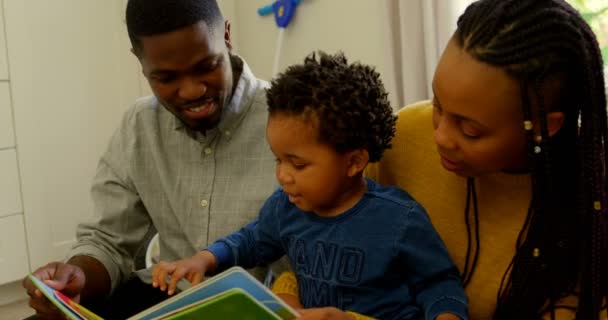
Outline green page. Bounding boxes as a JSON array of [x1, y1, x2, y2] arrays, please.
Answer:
[[163, 288, 280, 320]]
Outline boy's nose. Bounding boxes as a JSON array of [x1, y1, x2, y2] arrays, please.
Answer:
[[276, 165, 294, 185]]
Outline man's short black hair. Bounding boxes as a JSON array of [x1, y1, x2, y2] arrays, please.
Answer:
[[266, 51, 396, 163], [126, 0, 224, 55]]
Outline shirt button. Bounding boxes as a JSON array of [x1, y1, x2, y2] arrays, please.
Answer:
[[204, 147, 213, 155], [200, 199, 209, 207], [225, 130, 231, 136]]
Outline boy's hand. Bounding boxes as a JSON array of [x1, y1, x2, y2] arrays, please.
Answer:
[[152, 250, 217, 295], [295, 307, 356, 320], [436, 313, 462, 320]]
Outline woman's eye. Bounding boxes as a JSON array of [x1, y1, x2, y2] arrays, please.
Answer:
[[462, 128, 481, 139]]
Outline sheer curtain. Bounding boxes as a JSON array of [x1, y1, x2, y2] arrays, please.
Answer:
[[382, 0, 474, 109]]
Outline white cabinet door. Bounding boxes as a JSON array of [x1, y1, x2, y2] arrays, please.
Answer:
[[0, 83, 14, 148], [0, 149, 21, 218], [0, 3, 8, 80], [4, 0, 143, 268], [0, 214, 29, 284]]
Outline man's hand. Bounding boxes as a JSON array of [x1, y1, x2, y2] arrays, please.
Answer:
[[295, 307, 356, 320], [152, 250, 217, 295], [23, 262, 86, 319]]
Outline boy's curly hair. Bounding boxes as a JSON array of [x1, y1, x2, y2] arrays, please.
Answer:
[[266, 51, 396, 163]]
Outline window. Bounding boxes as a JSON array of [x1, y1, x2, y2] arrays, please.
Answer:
[[567, 0, 608, 78]]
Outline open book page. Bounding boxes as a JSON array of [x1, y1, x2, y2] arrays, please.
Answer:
[[129, 266, 299, 320], [155, 288, 280, 320]]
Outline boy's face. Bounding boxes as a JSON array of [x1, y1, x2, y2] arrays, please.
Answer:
[[137, 20, 234, 133], [266, 112, 358, 217]]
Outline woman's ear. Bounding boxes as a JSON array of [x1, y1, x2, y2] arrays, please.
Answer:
[[547, 111, 565, 137], [346, 149, 370, 177]]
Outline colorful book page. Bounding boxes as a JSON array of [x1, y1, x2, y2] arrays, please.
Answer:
[[55, 290, 104, 320], [129, 266, 298, 320], [159, 288, 280, 320]]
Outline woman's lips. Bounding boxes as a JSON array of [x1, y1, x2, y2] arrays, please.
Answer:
[[440, 155, 464, 171]]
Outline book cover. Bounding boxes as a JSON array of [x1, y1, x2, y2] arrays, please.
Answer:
[[27, 274, 103, 320]]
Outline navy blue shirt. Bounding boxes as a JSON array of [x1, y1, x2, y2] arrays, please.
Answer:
[[208, 179, 467, 319]]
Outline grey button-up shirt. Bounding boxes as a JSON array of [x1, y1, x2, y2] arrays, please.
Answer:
[[68, 57, 278, 291]]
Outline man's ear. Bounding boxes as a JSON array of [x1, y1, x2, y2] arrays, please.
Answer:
[[346, 149, 370, 178], [547, 111, 565, 137], [224, 20, 232, 51]]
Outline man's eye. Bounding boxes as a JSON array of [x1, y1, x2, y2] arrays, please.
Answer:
[[154, 76, 175, 84], [195, 60, 221, 74]]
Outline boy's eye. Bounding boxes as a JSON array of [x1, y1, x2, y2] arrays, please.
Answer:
[[293, 163, 306, 170]]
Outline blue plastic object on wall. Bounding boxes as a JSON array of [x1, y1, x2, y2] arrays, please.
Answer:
[[257, 0, 303, 75], [258, 0, 301, 28]]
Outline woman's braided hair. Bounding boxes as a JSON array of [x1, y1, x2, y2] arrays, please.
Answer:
[[455, 0, 607, 318]]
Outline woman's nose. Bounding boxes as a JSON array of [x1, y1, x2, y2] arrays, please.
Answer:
[[434, 117, 458, 151]]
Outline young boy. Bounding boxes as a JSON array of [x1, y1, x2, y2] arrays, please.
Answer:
[[152, 52, 467, 320]]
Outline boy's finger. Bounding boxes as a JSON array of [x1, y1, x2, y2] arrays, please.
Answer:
[[168, 266, 186, 295], [151, 265, 160, 287], [191, 273, 203, 285], [157, 264, 172, 291], [167, 276, 177, 295]]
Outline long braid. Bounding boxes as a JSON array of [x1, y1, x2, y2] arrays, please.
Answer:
[[455, 0, 607, 318], [577, 13, 607, 317]]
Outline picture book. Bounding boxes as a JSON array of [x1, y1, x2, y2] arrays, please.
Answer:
[[28, 266, 299, 320], [128, 266, 299, 320]]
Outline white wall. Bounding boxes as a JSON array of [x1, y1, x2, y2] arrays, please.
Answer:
[[232, 0, 391, 95], [4, 0, 142, 268]]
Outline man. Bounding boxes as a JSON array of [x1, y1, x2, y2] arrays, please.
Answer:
[[22, 0, 279, 318]]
